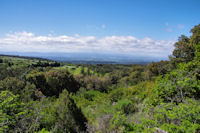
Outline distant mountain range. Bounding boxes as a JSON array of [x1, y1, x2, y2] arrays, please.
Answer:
[[0, 51, 167, 64]]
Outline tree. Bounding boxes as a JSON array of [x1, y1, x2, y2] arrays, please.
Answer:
[[190, 24, 200, 61], [40, 90, 88, 132], [0, 77, 24, 95], [27, 69, 80, 97], [83, 75, 111, 92], [22, 82, 37, 102], [146, 61, 171, 80], [87, 68, 91, 76], [81, 67, 85, 75], [170, 24, 200, 64], [45, 69, 80, 96], [171, 35, 194, 63], [190, 24, 200, 45], [0, 91, 27, 132], [26, 70, 46, 91]]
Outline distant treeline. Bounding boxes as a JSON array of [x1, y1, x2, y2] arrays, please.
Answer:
[[0, 54, 53, 62]]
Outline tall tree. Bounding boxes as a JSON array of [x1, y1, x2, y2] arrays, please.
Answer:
[[171, 35, 194, 63]]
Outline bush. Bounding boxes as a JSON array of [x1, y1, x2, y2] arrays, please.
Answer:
[[114, 99, 137, 114], [0, 91, 27, 132], [45, 69, 80, 96], [150, 61, 200, 104], [125, 99, 200, 133], [83, 75, 111, 92], [27, 69, 80, 97], [0, 77, 25, 95]]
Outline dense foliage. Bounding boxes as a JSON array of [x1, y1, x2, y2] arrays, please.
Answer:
[[0, 24, 200, 132]]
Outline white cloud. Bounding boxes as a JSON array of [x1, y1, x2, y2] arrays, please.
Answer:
[[0, 31, 175, 57]]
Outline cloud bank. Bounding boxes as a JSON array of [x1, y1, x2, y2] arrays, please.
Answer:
[[0, 32, 175, 58]]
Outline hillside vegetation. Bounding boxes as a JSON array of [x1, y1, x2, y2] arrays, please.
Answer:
[[0, 24, 200, 133]]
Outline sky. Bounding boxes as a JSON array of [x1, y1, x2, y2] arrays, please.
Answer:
[[0, 0, 200, 59]]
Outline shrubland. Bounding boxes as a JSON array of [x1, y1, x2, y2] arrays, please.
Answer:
[[0, 24, 200, 132]]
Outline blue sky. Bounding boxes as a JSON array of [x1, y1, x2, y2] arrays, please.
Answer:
[[0, 0, 200, 59]]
